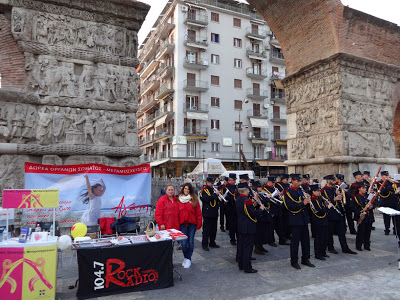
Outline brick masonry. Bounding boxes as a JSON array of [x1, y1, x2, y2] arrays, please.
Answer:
[[0, 12, 25, 89]]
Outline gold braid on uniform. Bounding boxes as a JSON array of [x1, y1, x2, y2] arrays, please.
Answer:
[[244, 203, 257, 222], [204, 188, 216, 207], [354, 195, 369, 213], [311, 198, 326, 218], [227, 187, 237, 201], [323, 189, 339, 207], [283, 192, 303, 214], [262, 188, 271, 209]]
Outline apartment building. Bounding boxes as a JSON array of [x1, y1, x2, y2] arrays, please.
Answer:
[[137, 0, 287, 178]]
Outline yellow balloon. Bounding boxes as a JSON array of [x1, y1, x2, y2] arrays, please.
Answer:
[[71, 222, 87, 238]]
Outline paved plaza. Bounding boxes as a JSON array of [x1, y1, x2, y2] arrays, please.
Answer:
[[56, 212, 400, 300]]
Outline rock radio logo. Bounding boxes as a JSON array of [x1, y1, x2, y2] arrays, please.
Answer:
[[0, 257, 53, 293]]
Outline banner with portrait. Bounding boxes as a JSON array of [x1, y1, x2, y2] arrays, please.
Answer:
[[23, 163, 151, 227]]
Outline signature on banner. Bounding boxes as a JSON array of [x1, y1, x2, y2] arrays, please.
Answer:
[[112, 197, 150, 219]]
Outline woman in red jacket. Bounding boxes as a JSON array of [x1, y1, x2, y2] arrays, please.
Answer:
[[178, 183, 202, 269], [155, 184, 179, 230]]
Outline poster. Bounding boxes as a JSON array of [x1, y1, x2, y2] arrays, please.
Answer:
[[0, 244, 57, 300], [23, 163, 151, 227], [2, 190, 59, 209]]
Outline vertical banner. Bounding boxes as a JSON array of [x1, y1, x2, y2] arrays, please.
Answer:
[[24, 163, 151, 227], [0, 244, 57, 300]]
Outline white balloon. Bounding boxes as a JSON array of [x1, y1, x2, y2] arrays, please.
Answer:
[[58, 235, 72, 250]]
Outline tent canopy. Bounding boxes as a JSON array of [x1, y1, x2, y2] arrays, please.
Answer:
[[189, 158, 227, 175]]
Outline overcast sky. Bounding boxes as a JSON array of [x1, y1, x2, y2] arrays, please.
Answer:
[[137, 0, 400, 46]]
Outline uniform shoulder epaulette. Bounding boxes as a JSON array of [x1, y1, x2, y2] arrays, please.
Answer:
[[244, 199, 253, 206]]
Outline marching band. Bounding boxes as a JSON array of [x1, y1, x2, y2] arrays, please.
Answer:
[[196, 169, 400, 272]]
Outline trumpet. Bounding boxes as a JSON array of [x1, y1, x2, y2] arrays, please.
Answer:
[[213, 186, 228, 203], [321, 195, 343, 216], [299, 185, 316, 212], [250, 188, 269, 212]]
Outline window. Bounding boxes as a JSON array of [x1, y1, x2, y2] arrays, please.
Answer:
[[233, 38, 242, 47], [211, 97, 220, 107], [187, 73, 196, 86], [254, 145, 261, 159], [211, 119, 220, 130], [234, 58, 242, 68], [233, 18, 241, 27], [211, 33, 219, 43], [187, 29, 196, 41], [211, 75, 220, 86], [251, 23, 259, 35], [234, 79, 242, 89], [186, 95, 199, 110], [273, 105, 280, 119], [253, 103, 261, 116], [234, 100, 242, 110], [187, 142, 196, 157], [251, 43, 260, 52], [211, 142, 220, 152], [235, 122, 243, 132], [211, 54, 219, 64], [211, 12, 219, 22], [186, 51, 198, 63], [235, 143, 243, 152]]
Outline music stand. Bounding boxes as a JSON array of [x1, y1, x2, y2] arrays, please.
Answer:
[[378, 207, 400, 270]]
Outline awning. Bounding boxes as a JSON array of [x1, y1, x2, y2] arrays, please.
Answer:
[[250, 118, 269, 128], [186, 111, 208, 120], [276, 141, 287, 145], [249, 55, 266, 61], [155, 115, 168, 127], [186, 136, 208, 140], [270, 42, 281, 49], [155, 136, 168, 143], [274, 79, 284, 89], [150, 158, 170, 167], [251, 140, 269, 144], [257, 160, 286, 167]]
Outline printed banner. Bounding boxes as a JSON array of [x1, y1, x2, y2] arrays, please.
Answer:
[[77, 240, 173, 297], [2, 190, 59, 209], [0, 244, 57, 300], [24, 163, 151, 227], [0, 209, 14, 226]]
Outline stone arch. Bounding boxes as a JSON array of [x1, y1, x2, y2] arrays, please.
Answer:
[[249, 0, 400, 178]]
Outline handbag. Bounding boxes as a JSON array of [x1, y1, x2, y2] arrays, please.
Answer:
[[145, 221, 156, 237]]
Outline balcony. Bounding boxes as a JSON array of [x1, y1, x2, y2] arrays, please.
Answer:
[[184, 12, 208, 27], [139, 135, 156, 146], [271, 90, 285, 104], [246, 88, 268, 100], [270, 51, 285, 65], [155, 38, 175, 60], [270, 112, 287, 123], [138, 96, 157, 113], [271, 130, 287, 141], [156, 81, 174, 100], [155, 104, 174, 120], [158, 63, 175, 79], [140, 76, 160, 96], [247, 109, 268, 119], [155, 22, 175, 40], [155, 128, 174, 140], [183, 126, 208, 137], [246, 47, 268, 60], [248, 131, 269, 142], [141, 56, 160, 79], [183, 79, 209, 92], [183, 57, 209, 70], [139, 113, 155, 129], [184, 35, 208, 50], [184, 103, 209, 113], [246, 67, 268, 80], [245, 26, 268, 40]]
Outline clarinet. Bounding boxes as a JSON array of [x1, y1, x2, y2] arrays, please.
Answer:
[[251, 189, 269, 212], [299, 185, 316, 211], [321, 195, 343, 216], [259, 190, 282, 205], [213, 186, 228, 203]]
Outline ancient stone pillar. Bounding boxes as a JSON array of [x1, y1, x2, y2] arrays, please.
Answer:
[[0, 0, 149, 197], [284, 53, 400, 179]]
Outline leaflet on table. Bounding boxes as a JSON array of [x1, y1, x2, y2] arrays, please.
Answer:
[[110, 236, 130, 245], [19, 228, 30, 243]]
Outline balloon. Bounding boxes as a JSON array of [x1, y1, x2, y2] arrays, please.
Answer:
[[71, 222, 87, 238], [58, 235, 72, 250]]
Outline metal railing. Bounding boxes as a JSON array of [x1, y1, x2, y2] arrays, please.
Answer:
[[271, 130, 287, 140], [271, 90, 285, 99], [248, 131, 268, 139], [184, 57, 209, 66], [184, 35, 209, 47], [155, 105, 173, 118], [185, 102, 209, 112], [246, 88, 268, 98], [140, 76, 159, 93], [157, 38, 174, 54], [271, 112, 287, 120], [246, 26, 267, 37], [186, 11, 208, 23], [271, 50, 284, 60], [246, 67, 268, 77], [246, 47, 267, 57], [247, 109, 268, 118], [157, 81, 174, 96], [183, 79, 209, 89], [155, 127, 173, 139], [183, 126, 208, 135], [138, 95, 156, 111]]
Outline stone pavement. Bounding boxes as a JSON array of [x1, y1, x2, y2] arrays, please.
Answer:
[[56, 213, 400, 300]]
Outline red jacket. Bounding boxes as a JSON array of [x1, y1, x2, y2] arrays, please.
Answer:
[[155, 194, 180, 230], [178, 198, 202, 230]]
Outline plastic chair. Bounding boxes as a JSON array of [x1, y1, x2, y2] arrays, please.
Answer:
[[115, 222, 139, 236], [86, 225, 101, 239]]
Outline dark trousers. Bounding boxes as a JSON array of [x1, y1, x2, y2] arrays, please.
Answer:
[[310, 217, 316, 238], [328, 218, 350, 251], [282, 211, 291, 240], [345, 209, 356, 233], [383, 214, 392, 232], [394, 216, 400, 242], [226, 208, 238, 242], [314, 225, 328, 258], [219, 204, 226, 229], [202, 217, 217, 247], [272, 214, 286, 243], [237, 232, 255, 271], [289, 225, 310, 263], [356, 221, 372, 249]]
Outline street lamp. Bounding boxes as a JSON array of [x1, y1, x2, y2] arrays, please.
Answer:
[[238, 99, 249, 170], [202, 149, 206, 181]]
